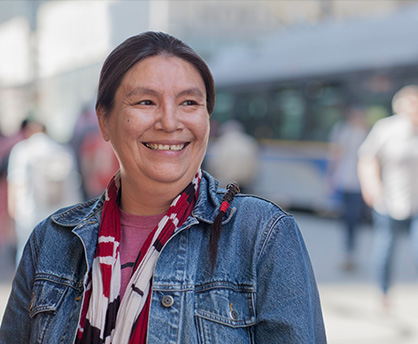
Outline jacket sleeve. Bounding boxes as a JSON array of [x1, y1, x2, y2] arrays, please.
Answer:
[[254, 213, 327, 343], [0, 230, 38, 343]]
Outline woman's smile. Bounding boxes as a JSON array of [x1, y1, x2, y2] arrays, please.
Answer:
[[143, 142, 189, 151]]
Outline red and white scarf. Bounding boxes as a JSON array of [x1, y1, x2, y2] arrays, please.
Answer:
[[76, 170, 201, 344]]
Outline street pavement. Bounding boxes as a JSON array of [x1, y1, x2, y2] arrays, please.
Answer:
[[295, 211, 418, 344], [0, 211, 417, 343]]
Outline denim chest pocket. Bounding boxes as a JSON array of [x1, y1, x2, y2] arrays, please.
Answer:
[[28, 278, 72, 344], [195, 285, 256, 344], [29, 279, 68, 317], [28, 274, 83, 344]]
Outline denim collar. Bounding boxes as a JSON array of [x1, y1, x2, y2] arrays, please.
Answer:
[[51, 170, 236, 230], [51, 196, 104, 227], [192, 170, 236, 225]]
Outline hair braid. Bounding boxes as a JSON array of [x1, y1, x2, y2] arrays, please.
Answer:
[[209, 181, 240, 272]]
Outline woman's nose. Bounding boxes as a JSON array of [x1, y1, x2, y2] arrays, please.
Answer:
[[155, 103, 182, 132]]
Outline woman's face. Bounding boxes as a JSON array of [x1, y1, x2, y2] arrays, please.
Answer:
[[98, 55, 210, 189]]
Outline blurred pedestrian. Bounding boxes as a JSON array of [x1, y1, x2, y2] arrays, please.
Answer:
[[0, 32, 326, 343], [0, 125, 24, 264], [71, 105, 119, 200], [327, 104, 369, 270], [206, 119, 258, 193], [358, 85, 418, 306], [7, 118, 82, 265]]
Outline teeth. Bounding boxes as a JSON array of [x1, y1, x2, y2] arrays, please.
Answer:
[[145, 143, 185, 151]]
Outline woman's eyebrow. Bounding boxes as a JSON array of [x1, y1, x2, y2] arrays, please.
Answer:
[[177, 88, 205, 99], [126, 87, 204, 99], [126, 87, 157, 98]]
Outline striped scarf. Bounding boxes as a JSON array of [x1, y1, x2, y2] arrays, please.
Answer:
[[76, 170, 201, 344]]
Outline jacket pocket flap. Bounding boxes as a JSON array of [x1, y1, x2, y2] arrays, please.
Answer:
[[29, 279, 68, 318], [196, 287, 255, 327]]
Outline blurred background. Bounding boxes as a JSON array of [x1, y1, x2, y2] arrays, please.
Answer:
[[1, 1, 418, 343]]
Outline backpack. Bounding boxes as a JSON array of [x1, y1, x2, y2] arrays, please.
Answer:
[[31, 146, 75, 207]]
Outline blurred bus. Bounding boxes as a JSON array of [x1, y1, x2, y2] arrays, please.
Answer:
[[205, 6, 418, 215]]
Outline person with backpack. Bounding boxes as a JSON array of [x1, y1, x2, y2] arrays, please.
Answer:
[[6, 118, 82, 265]]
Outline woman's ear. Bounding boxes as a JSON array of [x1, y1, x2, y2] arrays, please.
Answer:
[[96, 107, 110, 141]]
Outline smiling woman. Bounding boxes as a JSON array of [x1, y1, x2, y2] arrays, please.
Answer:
[[97, 54, 210, 215], [0, 32, 326, 344]]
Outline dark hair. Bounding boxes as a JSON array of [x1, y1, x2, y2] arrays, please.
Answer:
[[209, 182, 240, 273], [96, 31, 215, 115]]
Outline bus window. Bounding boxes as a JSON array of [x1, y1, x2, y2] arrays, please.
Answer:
[[211, 91, 235, 137], [233, 93, 271, 139], [273, 88, 305, 141], [305, 84, 344, 142], [212, 91, 234, 122]]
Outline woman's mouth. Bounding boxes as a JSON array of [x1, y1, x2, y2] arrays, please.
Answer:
[[144, 143, 188, 151]]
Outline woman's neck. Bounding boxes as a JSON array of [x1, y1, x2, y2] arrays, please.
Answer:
[[119, 177, 189, 216]]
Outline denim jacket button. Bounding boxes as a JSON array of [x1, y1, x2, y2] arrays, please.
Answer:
[[229, 310, 239, 321], [161, 295, 174, 308]]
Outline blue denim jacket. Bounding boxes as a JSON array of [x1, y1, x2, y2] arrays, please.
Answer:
[[0, 171, 326, 343]]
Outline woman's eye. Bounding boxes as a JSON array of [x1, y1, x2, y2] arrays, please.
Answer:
[[181, 100, 198, 106], [137, 100, 154, 106]]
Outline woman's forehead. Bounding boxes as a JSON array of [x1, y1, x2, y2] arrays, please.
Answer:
[[119, 56, 206, 94]]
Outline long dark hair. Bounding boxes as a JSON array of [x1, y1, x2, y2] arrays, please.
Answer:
[[96, 31, 215, 115]]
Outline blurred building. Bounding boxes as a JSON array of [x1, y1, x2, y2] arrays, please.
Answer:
[[0, 0, 417, 141]]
